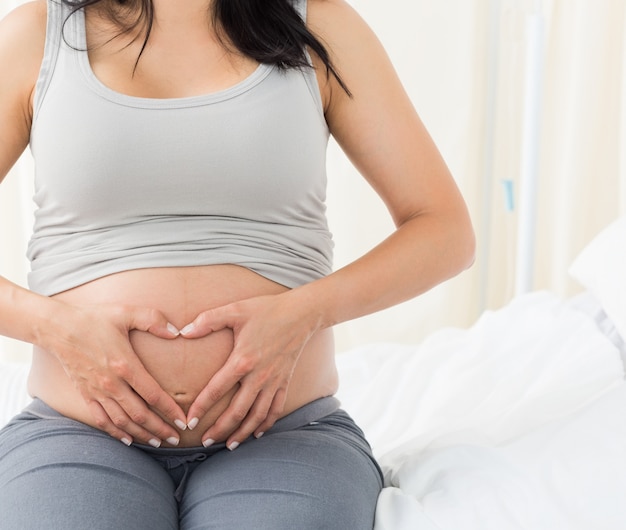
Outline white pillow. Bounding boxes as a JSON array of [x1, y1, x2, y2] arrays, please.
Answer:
[[569, 216, 626, 341]]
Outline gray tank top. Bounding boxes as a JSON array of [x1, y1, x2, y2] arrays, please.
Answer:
[[27, 0, 333, 296]]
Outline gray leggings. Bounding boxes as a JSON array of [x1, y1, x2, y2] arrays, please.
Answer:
[[0, 397, 382, 529]]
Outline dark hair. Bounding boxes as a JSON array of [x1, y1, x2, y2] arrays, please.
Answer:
[[61, 0, 350, 95]]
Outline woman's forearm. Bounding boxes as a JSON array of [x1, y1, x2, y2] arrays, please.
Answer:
[[0, 275, 62, 349], [0, 274, 189, 445], [293, 209, 475, 331]]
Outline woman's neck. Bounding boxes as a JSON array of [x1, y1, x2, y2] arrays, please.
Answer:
[[87, 0, 220, 52], [93, 0, 216, 35], [150, 0, 215, 31]]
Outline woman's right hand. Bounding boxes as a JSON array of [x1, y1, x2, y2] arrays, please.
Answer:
[[44, 302, 188, 447]]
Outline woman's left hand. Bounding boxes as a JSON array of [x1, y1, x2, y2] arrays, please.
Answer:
[[180, 292, 320, 450]]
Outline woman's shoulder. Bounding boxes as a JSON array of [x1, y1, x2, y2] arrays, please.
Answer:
[[0, 1, 47, 126], [0, 0, 47, 37], [306, 0, 385, 66], [305, 0, 395, 105], [0, 0, 47, 74], [306, 0, 363, 35]]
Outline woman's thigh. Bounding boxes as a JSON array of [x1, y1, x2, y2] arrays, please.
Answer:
[[180, 410, 383, 530], [0, 402, 178, 530]]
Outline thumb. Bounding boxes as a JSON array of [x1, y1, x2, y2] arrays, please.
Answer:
[[179, 306, 234, 339], [127, 307, 180, 339]]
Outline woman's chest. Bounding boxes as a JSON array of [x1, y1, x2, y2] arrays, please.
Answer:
[[31, 62, 329, 224]]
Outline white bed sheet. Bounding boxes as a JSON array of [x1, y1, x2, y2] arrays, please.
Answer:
[[336, 291, 626, 529], [1, 291, 625, 528], [0, 360, 29, 428]]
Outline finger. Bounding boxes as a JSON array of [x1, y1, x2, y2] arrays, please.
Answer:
[[122, 357, 188, 432], [85, 399, 133, 446], [86, 372, 183, 446], [186, 361, 246, 429], [99, 397, 174, 448], [126, 307, 180, 339], [199, 385, 261, 449], [179, 306, 234, 339], [224, 389, 276, 449], [253, 387, 288, 438], [111, 392, 181, 447]]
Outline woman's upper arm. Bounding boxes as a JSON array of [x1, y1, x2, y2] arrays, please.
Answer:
[[0, 0, 47, 183], [308, 0, 471, 230]]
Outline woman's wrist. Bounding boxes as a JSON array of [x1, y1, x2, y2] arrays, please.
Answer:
[[29, 296, 81, 356], [0, 277, 70, 352], [287, 278, 339, 334]]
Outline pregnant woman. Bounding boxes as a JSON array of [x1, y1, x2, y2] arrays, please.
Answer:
[[0, 0, 475, 527]]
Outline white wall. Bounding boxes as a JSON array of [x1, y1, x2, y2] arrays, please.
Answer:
[[1, 0, 625, 361]]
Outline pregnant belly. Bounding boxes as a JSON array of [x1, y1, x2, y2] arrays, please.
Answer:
[[129, 325, 236, 412], [28, 265, 338, 447]]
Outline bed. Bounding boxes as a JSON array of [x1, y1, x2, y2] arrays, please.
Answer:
[[2, 217, 626, 529]]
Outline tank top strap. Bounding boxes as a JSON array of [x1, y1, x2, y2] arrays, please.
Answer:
[[291, 0, 324, 115], [292, 0, 308, 22], [33, 0, 68, 120]]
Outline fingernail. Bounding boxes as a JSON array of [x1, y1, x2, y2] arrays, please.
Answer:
[[167, 323, 180, 336], [227, 441, 239, 451], [121, 437, 132, 446], [166, 437, 180, 446], [180, 323, 195, 336], [175, 419, 188, 431], [202, 438, 215, 448], [149, 438, 161, 448], [187, 417, 199, 430], [255, 432, 264, 439]]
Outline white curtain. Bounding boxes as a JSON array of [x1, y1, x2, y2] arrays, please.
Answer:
[[330, 0, 626, 349], [1, 0, 625, 361]]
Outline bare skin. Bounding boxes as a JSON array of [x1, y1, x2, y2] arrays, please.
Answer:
[[0, 0, 475, 450], [29, 267, 338, 447]]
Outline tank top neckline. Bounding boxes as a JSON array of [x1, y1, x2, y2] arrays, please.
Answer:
[[72, 8, 275, 110]]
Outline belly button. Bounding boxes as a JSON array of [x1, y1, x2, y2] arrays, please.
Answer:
[[172, 392, 193, 408]]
